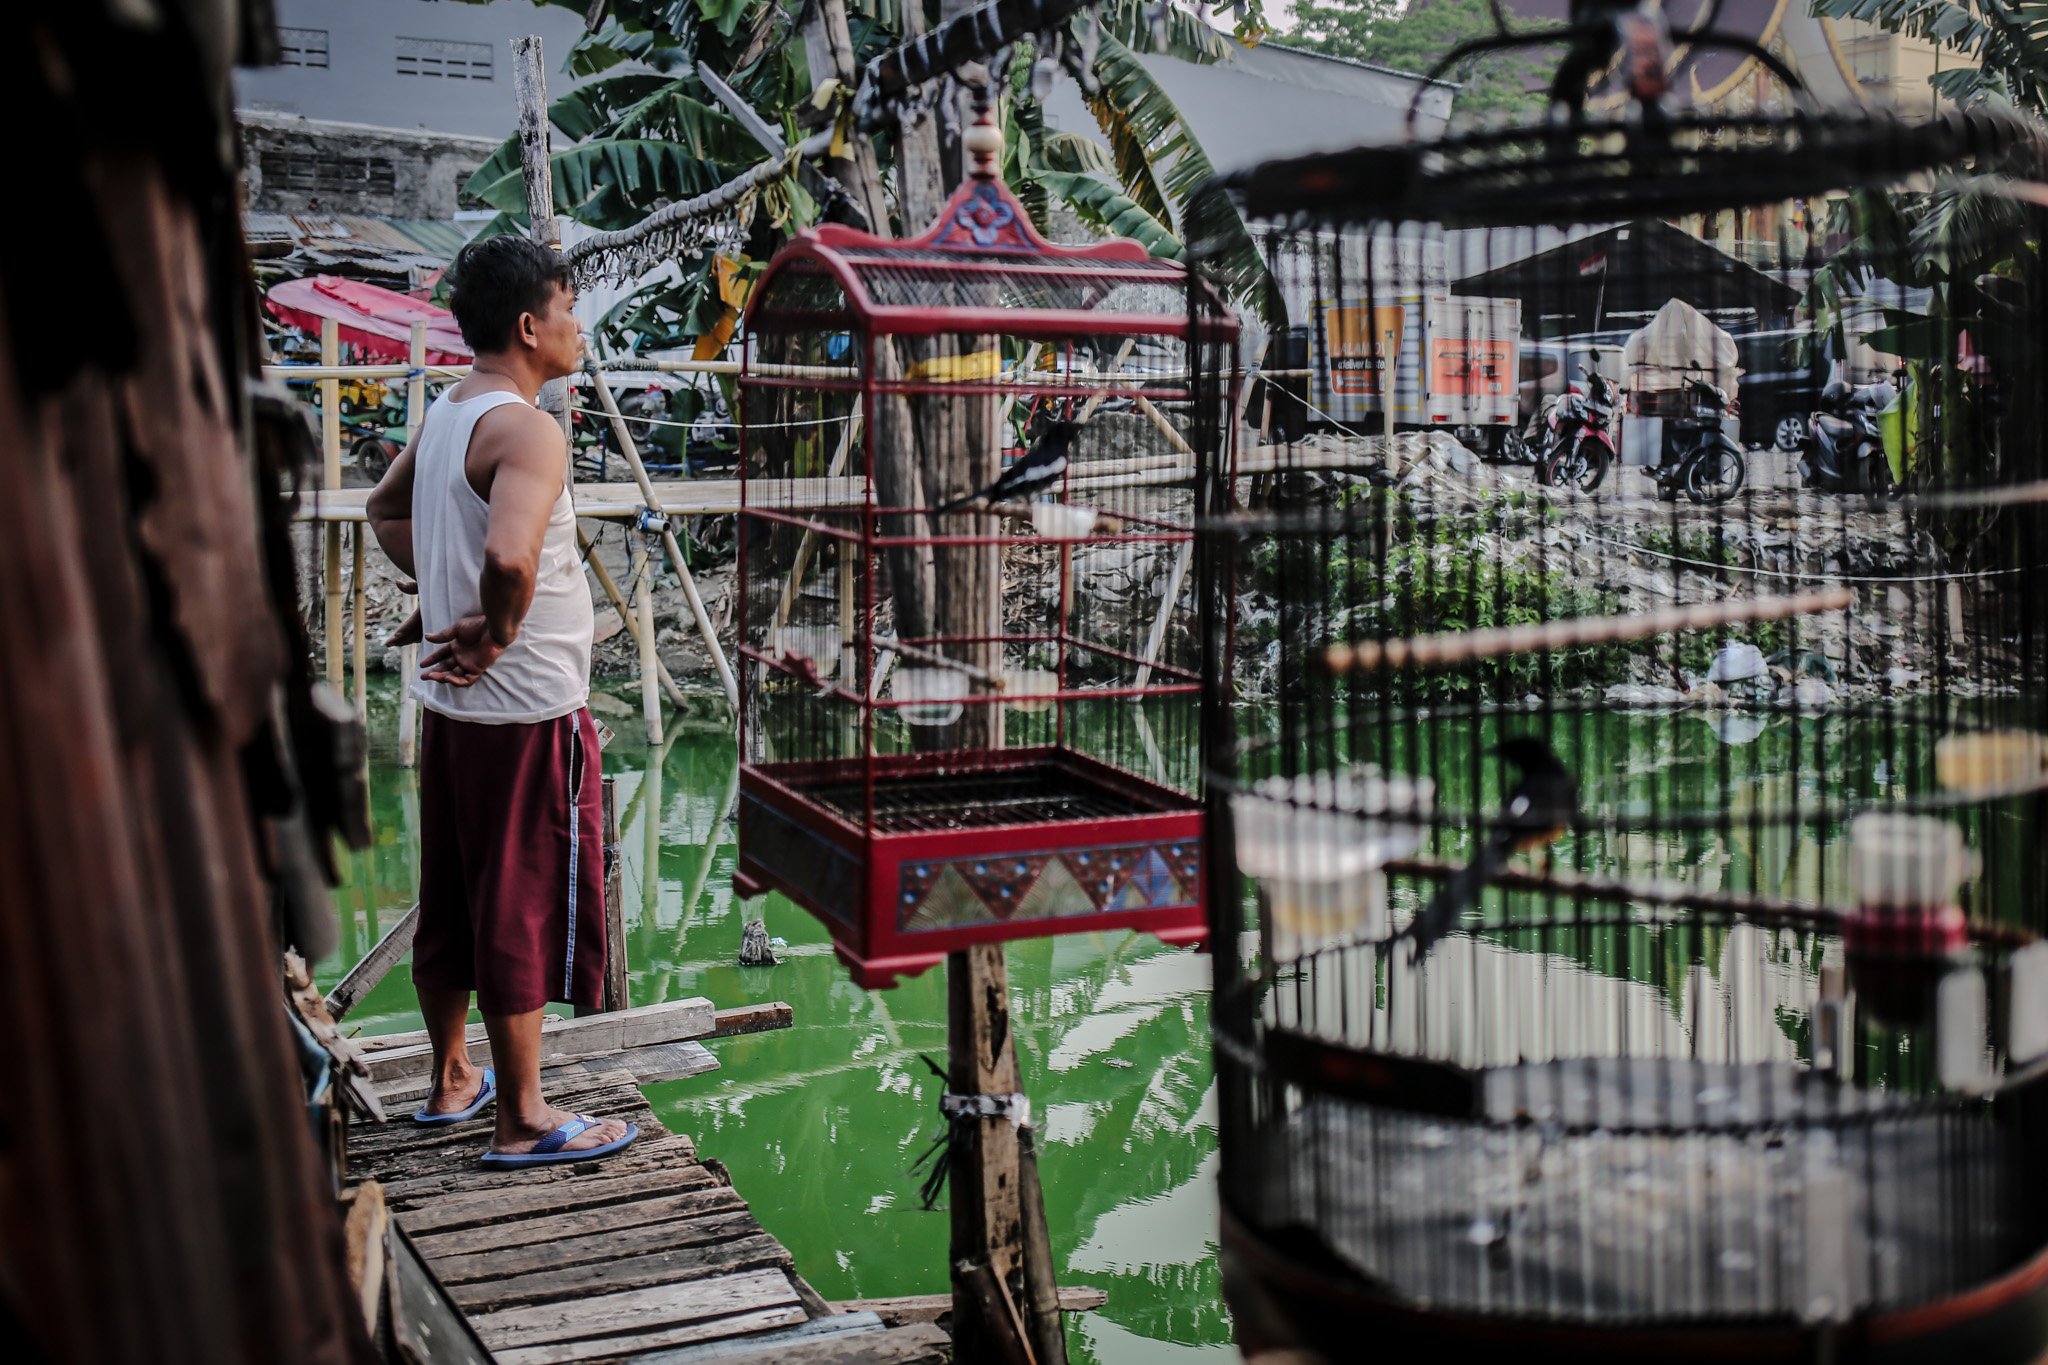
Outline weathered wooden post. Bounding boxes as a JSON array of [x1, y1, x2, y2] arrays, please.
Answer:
[[350, 524, 368, 721], [397, 318, 426, 767], [601, 776, 629, 1010], [321, 316, 344, 685], [510, 36, 572, 444]]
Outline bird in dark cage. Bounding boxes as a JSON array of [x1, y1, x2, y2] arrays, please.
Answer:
[[1394, 737, 1577, 959], [936, 417, 1075, 513]]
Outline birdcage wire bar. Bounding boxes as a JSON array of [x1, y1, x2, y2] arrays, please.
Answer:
[[733, 173, 1234, 986], [1191, 96, 2048, 1354]]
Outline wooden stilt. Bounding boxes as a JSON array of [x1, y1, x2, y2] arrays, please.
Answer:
[[601, 775, 629, 1011], [631, 535, 663, 745], [587, 362, 739, 711], [398, 319, 428, 767], [948, 943, 1028, 1362], [579, 522, 688, 709], [351, 524, 368, 721], [640, 725, 665, 927], [321, 317, 343, 685], [1016, 1127, 1071, 1365]]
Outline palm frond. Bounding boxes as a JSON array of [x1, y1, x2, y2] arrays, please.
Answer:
[[1081, 28, 1281, 323]]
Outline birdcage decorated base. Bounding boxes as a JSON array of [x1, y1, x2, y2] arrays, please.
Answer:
[[734, 163, 1228, 987], [736, 748, 1204, 987]]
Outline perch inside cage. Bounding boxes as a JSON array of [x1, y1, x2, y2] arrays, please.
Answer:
[[731, 129, 1234, 986], [1192, 8, 2048, 1357]]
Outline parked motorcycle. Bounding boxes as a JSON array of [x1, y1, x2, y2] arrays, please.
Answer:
[[1644, 377, 1746, 504], [1539, 363, 1617, 491], [1800, 375, 1898, 496]]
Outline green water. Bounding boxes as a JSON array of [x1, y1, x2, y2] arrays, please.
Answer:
[[326, 677, 1230, 1363], [327, 677, 2036, 1360]]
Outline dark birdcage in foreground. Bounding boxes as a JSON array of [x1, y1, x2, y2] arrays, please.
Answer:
[[734, 162, 1231, 986], [1191, 75, 2048, 1362]]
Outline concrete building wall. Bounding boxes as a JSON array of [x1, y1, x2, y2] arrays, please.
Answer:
[[239, 112, 501, 218], [234, 0, 592, 140]]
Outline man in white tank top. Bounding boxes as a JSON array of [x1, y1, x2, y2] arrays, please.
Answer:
[[366, 237, 635, 1167]]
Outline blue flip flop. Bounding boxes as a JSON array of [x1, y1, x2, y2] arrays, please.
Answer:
[[413, 1067, 496, 1125], [479, 1114, 639, 1169]]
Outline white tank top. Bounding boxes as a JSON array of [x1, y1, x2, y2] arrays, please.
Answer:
[[410, 388, 593, 724]]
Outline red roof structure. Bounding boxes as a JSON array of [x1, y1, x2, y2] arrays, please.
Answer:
[[264, 274, 471, 363]]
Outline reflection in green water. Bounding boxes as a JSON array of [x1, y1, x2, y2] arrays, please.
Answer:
[[325, 679, 1232, 1363], [326, 679, 2034, 1360]]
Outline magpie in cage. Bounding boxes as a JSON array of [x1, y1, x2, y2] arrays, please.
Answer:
[[1189, 2, 2048, 1359]]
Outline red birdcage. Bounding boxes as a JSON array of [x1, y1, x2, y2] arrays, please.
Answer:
[[731, 148, 1233, 987]]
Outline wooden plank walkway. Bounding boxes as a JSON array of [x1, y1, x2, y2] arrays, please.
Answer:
[[348, 1064, 944, 1364]]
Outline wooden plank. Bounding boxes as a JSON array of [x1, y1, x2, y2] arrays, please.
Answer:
[[351, 1078, 654, 1157], [375, 1136, 699, 1206], [450, 1232, 791, 1313], [621, 1321, 949, 1365], [710, 1002, 794, 1038], [427, 1205, 760, 1282], [596, 1312, 889, 1364], [326, 904, 420, 1022], [388, 1222, 495, 1365], [358, 996, 717, 1083], [374, 1041, 717, 1109], [473, 1268, 801, 1350], [398, 1166, 723, 1237], [342, 1182, 389, 1339], [831, 1285, 1106, 1327], [490, 1305, 808, 1365]]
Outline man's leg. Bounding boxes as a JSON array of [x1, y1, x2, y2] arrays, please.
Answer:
[[416, 984, 484, 1117], [483, 1008, 628, 1155]]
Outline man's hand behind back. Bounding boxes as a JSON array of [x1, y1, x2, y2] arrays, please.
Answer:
[[420, 614, 506, 686]]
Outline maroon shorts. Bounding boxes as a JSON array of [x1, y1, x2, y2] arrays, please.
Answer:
[[414, 707, 606, 1014]]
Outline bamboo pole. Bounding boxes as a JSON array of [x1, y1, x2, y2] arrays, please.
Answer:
[[1324, 587, 1854, 673], [579, 523, 688, 709], [1132, 538, 1193, 693], [397, 319, 427, 768], [765, 408, 865, 680], [321, 318, 344, 686], [586, 361, 739, 710], [629, 535, 663, 745], [512, 36, 573, 446], [601, 776, 629, 1011], [351, 525, 368, 721]]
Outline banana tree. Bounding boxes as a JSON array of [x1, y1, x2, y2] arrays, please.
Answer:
[[456, 1, 1281, 348]]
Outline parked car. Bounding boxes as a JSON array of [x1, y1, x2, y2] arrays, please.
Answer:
[[1734, 328, 1826, 451]]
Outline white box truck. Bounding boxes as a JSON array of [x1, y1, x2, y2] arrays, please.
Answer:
[[1311, 292, 1524, 455]]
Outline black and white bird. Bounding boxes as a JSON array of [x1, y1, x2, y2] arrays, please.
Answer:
[[937, 419, 1076, 513], [1394, 737, 1577, 960]]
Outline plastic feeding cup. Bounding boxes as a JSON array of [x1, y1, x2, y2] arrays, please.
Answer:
[[1230, 768, 1435, 956], [1845, 811, 1975, 957], [1030, 502, 1099, 540], [1003, 668, 1059, 714], [889, 668, 969, 727]]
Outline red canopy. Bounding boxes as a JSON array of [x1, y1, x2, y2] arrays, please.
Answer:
[[265, 275, 471, 364]]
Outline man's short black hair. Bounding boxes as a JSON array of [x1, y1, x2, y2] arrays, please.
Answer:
[[446, 236, 572, 353]]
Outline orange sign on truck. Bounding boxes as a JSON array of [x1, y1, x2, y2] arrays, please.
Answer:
[[1327, 305, 1405, 397]]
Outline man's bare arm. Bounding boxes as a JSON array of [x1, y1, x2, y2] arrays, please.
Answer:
[[420, 403, 567, 685], [364, 438, 420, 577]]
